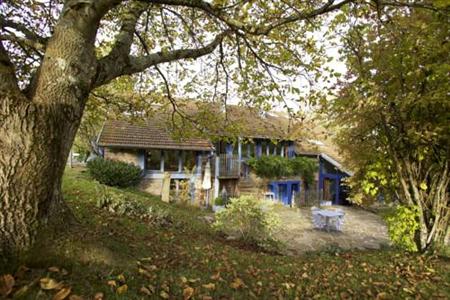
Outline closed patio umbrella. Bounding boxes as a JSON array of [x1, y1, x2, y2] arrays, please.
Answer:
[[202, 160, 212, 206]]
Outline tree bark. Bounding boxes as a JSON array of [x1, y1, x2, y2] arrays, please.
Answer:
[[0, 98, 81, 256], [394, 158, 450, 251], [0, 8, 98, 257]]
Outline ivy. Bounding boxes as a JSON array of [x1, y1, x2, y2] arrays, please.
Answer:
[[247, 156, 316, 186]]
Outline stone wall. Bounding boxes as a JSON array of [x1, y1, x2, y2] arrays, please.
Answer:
[[104, 147, 140, 167], [140, 178, 163, 196]]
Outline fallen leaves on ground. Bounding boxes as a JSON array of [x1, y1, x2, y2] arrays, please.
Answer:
[[183, 286, 194, 300], [11, 169, 450, 299], [15, 265, 30, 279], [202, 283, 215, 290], [40, 277, 63, 290], [0, 274, 15, 297], [107, 280, 116, 287], [160, 290, 170, 299], [140, 286, 152, 296], [48, 266, 60, 273], [117, 274, 126, 284], [230, 277, 244, 289], [52, 287, 71, 300], [116, 284, 128, 294]]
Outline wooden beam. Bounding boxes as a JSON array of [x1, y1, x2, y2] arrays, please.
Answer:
[[160, 150, 164, 172]]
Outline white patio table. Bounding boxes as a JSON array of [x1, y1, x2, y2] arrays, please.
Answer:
[[316, 210, 345, 231]]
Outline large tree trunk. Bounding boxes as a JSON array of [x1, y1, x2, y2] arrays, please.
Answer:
[[0, 9, 98, 256], [0, 99, 81, 256]]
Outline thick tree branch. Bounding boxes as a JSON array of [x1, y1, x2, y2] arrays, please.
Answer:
[[0, 17, 48, 45], [94, 30, 230, 87], [128, 30, 229, 72], [0, 34, 46, 53], [96, 1, 149, 77], [0, 17, 48, 53], [0, 41, 21, 95]]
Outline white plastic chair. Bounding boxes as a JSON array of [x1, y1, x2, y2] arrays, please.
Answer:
[[311, 207, 325, 229], [264, 192, 275, 201], [331, 209, 345, 231]]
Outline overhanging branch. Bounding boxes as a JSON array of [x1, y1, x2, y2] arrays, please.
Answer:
[[127, 30, 230, 73], [96, 1, 149, 77], [0, 17, 48, 52], [0, 34, 46, 53], [94, 30, 230, 87]]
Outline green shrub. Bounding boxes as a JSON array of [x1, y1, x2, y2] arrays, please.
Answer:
[[87, 157, 142, 187], [213, 196, 280, 245], [95, 185, 172, 226], [385, 205, 420, 252], [213, 197, 225, 206]]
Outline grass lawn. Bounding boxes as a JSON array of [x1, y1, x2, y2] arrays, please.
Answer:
[[1, 167, 449, 299]]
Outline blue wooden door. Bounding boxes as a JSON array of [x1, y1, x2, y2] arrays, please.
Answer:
[[289, 183, 300, 205], [268, 181, 301, 206], [277, 183, 288, 205]]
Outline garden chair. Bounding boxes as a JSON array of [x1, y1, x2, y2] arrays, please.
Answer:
[[311, 207, 325, 229], [330, 209, 345, 231]]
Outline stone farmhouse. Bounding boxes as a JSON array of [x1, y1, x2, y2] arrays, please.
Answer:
[[96, 104, 351, 206]]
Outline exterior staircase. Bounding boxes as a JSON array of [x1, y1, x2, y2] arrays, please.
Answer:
[[237, 173, 264, 197]]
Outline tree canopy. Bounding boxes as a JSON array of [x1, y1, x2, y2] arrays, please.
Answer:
[[327, 6, 450, 250], [1, 0, 353, 107], [3, 1, 440, 109]]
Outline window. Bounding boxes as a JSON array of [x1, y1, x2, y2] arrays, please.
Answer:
[[284, 142, 291, 157], [266, 142, 272, 156], [232, 142, 238, 155], [255, 140, 262, 157], [146, 149, 162, 171], [164, 150, 179, 171], [183, 151, 196, 172], [218, 141, 227, 154], [260, 140, 267, 156], [275, 142, 283, 156], [224, 142, 236, 155], [247, 141, 256, 158], [242, 142, 251, 158]]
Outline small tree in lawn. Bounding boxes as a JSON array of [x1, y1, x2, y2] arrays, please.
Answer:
[[328, 8, 449, 251]]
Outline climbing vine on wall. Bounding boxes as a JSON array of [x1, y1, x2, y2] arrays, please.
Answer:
[[247, 156, 316, 185]]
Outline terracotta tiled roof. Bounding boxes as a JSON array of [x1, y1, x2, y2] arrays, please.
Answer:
[[293, 123, 353, 175], [223, 106, 291, 139], [161, 102, 294, 140], [98, 119, 214, 151]]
